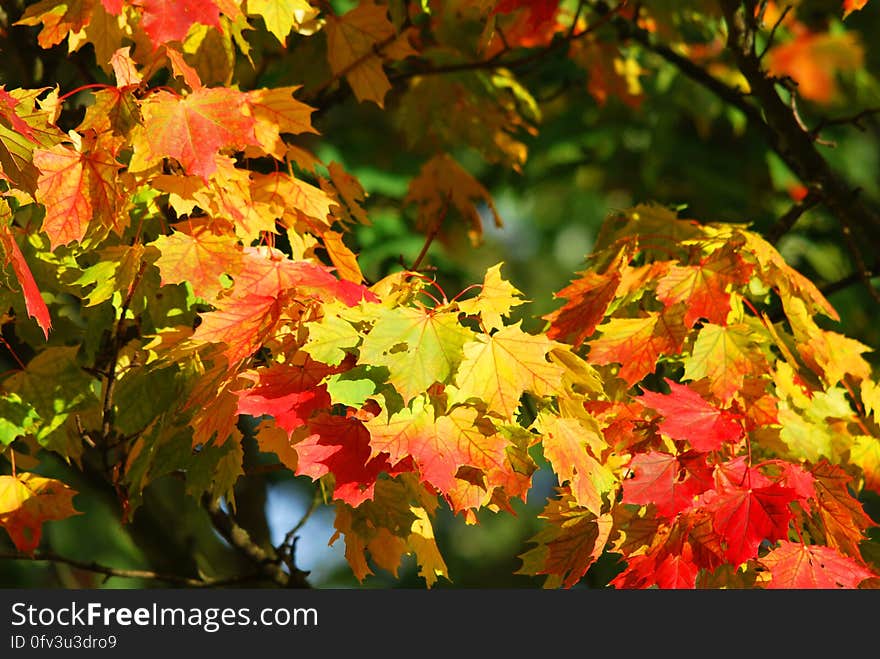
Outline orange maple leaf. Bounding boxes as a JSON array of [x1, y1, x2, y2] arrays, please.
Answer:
[[766, 28, 864, 104], [140, 88, 257, 182], [761, 541, 876, 588], [33, 140, 123, 249], [0, 473, 80, 553], [587, 309, 687, 386]]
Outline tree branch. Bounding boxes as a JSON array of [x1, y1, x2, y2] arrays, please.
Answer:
[[0, 550, 261, 587], [766, 185, 822, 244], [718, 0, 880, 246], [203, 495, 310, 588]]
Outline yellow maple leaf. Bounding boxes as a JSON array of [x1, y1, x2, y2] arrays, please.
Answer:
[[0, 473, 80, 553], [452, 322, 563, 419]]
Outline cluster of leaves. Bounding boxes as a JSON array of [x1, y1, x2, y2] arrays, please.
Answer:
[[0, 0, 878, 588]]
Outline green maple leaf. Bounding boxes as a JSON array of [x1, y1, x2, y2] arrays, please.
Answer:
[[358, 306, 474, 403]]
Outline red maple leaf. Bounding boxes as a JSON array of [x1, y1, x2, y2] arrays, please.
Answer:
[[0, 86, 38, 142], [191, 293, 281, 368], [761, 541, 876, 588], [621, 451, 712, 519], [134, 0, 221, 49], [0, 224, 51, 339], [611, 538, 699, 589], [638, 378, 744, 452], [702, 482, 796, 566], [235, 360, 334, 436], [295, 414, 407, 507]]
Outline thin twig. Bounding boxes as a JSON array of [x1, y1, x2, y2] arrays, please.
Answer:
[[410, 195, 450, 271], [204, 495, 310, 588], [766, 185, 822, 244], [812, 107, 880, 137], [820, 260, 879, 298], [757, 4, 792, 61], [838, 217, 880, 305], [718, 0, 880, 245], [0, 550, 261, 587], [100, 260, 147, 444]]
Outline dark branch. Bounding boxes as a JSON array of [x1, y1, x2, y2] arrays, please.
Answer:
[[766, 186, 822, 244], [203, 495, 310, 588], [0, 550, 261, 587], [718, 1, 880, 246]]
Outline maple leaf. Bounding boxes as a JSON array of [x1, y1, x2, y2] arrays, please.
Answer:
[[324, 0, 417, 107], [109, 47, 143, 87], [247, 0, 317, 45], [610, 524, 700, 589], [799, 328, 872, 387], [622, 451, 712, 519], [245, 86, 317, 158], [251, 171, 335, 229], [654, 245, 753, 327], [638, 379, 744, 452], [151, 222, 243, 301], [683, 322, 767, 404], [133, 0, 221, 49], [73, 2, 127, 73], [570, 40, 644, 109], [0, 473, 80, 552], [232, 246, 376, 306], [493, 0, 560, 29], [33, 140, 123, 249], [295, 414, 402, 507], [366, 398, 522, 511], [767, 28, 863, 104], [234, 359, 333, 436], [140, 87, 257, 182], [539, 416, 616, 516], [452, 322, 563, 419], [302, 308, 363, 366], [358, 306, 474, 403], [329, 476, 448, 587], [586, 309, 687, 386], [517, 489, 614, 588], [0, 86, 38, 143], [404, 153, 503, 247], [0, 218, 51, 339], [811, 461, 875, 559], [761, 541, 876, 588], [15, 0, 93, 49], [321, 230, 364, 284], [843, 0, 870, 18], [457, 262, 525, 332], [544, 252, 624, 348], [191, 293, 282, 367], [701, 482, 796, 566]]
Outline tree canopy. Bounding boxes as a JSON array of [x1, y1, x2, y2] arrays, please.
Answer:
[[1, 0, 879, 589]]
